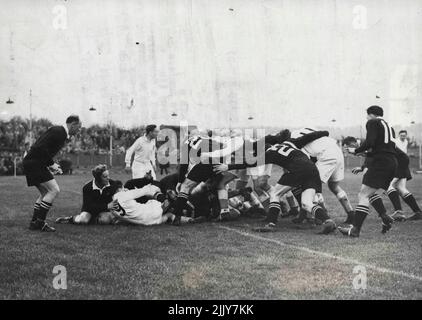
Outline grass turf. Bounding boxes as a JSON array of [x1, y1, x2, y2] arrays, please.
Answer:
[[0, 169, 421, 299]]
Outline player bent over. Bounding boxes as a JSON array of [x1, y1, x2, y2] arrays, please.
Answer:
[[55, 164, 121, 225], [214, 130, 336, 234], [112, 184, 192, 226], [290, 128, 354, 224], [339, 106, 397, 238], [23, 115, 81, 232]]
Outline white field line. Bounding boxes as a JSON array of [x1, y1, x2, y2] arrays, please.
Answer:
[[218, 225, 422, 282]]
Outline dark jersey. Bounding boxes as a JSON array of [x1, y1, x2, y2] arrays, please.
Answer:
[[178, 136, 224, 182], [355, 118, 396, 156], [24, 126, 68, 166]]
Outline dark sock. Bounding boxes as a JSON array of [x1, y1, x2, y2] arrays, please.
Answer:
[[173, 192, 189, 216], [353, 205, 369, 231], [402, 193, 421, 213], [387, 189, 402, 211], [268, 202, 281, 223], [369, 194, 387, 217], [31, 203, 41, 222], [312, 205, 329, 222], [37, 201, 52, 221]]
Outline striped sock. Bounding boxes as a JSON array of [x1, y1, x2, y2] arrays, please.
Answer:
[[31, 203, 41, 222], [37, 201, 52, 221], [402, 193, 421, 213], [354, 205, 369, 231], [268, 202, 281, 223], [369, 194, 387, 217], [386, 189, 402, 211], [312, 205, 329, 222], [173, 192, 189, 216]]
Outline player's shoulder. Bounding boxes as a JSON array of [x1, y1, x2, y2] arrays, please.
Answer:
[[82, 180, 93, 190]]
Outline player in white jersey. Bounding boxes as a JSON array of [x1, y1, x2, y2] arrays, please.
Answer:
[[125, 125, 158, 180], [112, 184, 192, 226], [290, 127, 354, 224]]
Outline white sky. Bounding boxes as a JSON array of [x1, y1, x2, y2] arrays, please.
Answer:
[[0, 0, 421, 129]]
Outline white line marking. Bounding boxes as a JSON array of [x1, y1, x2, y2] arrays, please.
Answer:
[[218, 225, 422, 282]]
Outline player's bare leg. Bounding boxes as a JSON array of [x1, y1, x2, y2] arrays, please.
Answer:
[[327, 180, 355, 224], [215, 172, 238, 221], [285, 191, 300, 217], [301, 188, 336, 235], [393, 178, 422, 220], [29, 180, 60, 232]]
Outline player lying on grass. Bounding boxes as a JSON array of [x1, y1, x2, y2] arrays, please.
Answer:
[[213, 130, 337, 234], [344, 136, 422, 222], [339, 106, 396, 238], [111, 183, 193, 226], [23, 115, 81, 232], [56, 164, 121, 225], [289, 127, 355, 225]]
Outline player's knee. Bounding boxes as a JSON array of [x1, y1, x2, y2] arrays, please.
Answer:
[[74, 212, 91, 224], [328, 181, 340, 193], [301, 201, 313, 213], [98, 212, 113, 225]]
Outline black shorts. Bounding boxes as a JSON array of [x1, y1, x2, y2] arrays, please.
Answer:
[[278, 163, 322, 193], [395, 153, 412, 181], [362, 154, 397, 190], [22, 159, 54, 187], [186, 163, 220, 183]]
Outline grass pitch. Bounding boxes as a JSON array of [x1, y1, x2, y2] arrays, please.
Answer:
[[0, 169, 421, 299]]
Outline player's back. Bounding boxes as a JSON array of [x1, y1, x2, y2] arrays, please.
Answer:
[[366, 118, 396, 155], [265, 142, 311, 171], [291, 127, 339, 158]]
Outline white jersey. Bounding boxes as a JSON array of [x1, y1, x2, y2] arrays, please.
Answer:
[[291, 128, 339, 158], [291, 127, 344, 183], [112, 185, 163, 225]]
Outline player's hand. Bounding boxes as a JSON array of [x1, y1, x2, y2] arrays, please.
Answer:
[[125, 165, 131, 174], [107, 199, 119, 211], [213, 164, 228, 174], [176, 183, 182, 193], [49, 163, 62, 175], [351, 167, 363, 175]]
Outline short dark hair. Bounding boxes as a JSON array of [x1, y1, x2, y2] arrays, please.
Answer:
[[66, 115, 80, 124], [145, 124, 157, 135], [366, 106, 383, 117], [399, 130, 407, 135], [342, 136, 358, 146]]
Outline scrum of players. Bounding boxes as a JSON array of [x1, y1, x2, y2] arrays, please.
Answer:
[[35, 106, 422, 238]]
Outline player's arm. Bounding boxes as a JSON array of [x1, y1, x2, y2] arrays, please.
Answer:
[[355, 121, 378, 154], [289, 130, 329, 149], [201, 136, 244, 159], [124, 138, 141, 167]]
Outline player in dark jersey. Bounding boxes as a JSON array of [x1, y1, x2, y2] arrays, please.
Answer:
[[22, 115, 81, 232], [339, 106, 397, 237], [213, 130, 337, 234], [346, 136, 422, 222], [170, 132, 238, 225]]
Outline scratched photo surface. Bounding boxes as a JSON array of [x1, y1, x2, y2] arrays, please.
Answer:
[[0, 0, 421, 300]]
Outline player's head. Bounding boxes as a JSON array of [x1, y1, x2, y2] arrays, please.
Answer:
[[92, 164, 109, 187], [366, 105, 383, 120], [114, 180, 124, 193], [399, 130, 407, 140], [145, 124, 159, 139], [342, 136, 358, 147], [278, 129, 291, 142], [66, 115, 81, 136]]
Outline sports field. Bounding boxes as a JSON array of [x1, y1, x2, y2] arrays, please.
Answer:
[[1, 169, 421, 299]]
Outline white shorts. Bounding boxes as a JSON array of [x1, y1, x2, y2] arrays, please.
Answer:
[[316, 151, 344, 183], [132, 162, 156, 180]]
